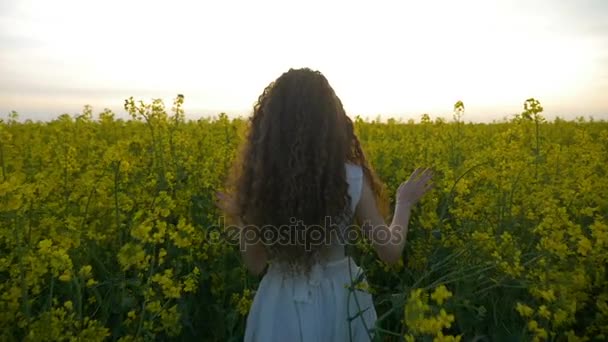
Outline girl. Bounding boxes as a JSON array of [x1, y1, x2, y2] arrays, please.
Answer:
[[217, 68, 433, 341]]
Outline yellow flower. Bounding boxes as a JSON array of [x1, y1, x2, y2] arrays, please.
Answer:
[[146, 300, 162, 314], [59, 271, 72, 282], [64, 300, 73, 310], [183, 267, 200, 293], [431, 285, 453, 305], [117, 243, 149, 271], [535, 328, 548, 339], [158, 248, 167, 266], [553, 309, 568, 326], [151, 269, 181, 299], [538, 305, 551, 319], [540, 289, 556, 303], [38, 239, 53, 252], [576, 237, 591, 256], [131, 221, 154, 243], [231, 289, 253, 316], [79, 265, 93, 279], [404, 287, 457, 336], [516, 303, 534, 317], [565, 330, 588, 342], [438, 309, 455, 326], [434, 332, 462, 342]]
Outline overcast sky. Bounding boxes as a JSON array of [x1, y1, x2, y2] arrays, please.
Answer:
[[1, 0, 607, 122]]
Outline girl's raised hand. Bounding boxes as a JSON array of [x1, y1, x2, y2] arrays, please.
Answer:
[[396, 167, 434, 207]]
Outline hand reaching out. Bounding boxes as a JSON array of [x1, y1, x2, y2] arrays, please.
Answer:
[[396, 167, 434, 207]]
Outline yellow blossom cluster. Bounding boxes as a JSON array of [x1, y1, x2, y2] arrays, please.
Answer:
[[404, 285, 461, 341]]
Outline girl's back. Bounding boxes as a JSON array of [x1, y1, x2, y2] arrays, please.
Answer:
[[244, 163, 376, 341], [217, 68, 434, 341]]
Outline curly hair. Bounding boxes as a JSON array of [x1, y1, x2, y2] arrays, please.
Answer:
[[224, 68, 387, 270]]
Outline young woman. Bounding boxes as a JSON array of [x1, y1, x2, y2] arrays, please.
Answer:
[[217, 68, 433, 341]]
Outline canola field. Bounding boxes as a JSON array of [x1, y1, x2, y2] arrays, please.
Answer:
[[0, 96, 607, 341]]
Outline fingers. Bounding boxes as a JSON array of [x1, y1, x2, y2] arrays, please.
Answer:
[[410, 166, 433, 177], [412, 167, 433, 184], [419, 167, 432, 179], [414, 168, 434, 198], [409, 167, 424, 180]]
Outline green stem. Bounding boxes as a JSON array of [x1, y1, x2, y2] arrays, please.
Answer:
[[135, 246, 157, 339]]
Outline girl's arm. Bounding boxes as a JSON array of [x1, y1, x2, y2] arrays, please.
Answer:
[[239, 223, 268, 276], [355, 167, 433, 264], [216, 192, 268, 276]]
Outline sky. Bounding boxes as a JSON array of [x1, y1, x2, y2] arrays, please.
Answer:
[[0, 0, 607, 122]]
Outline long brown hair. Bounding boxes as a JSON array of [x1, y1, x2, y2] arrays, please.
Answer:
[[224, 68, 387, 268]]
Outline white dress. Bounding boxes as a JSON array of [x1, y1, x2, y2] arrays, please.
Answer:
[[244, 163, 377, 342]]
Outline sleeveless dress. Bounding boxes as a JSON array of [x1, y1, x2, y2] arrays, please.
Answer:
[[244, 163, 377, 342]]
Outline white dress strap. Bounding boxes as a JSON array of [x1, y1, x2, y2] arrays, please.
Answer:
[[345, 163, 363, 214]]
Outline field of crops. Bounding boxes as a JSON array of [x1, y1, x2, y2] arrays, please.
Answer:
[[1, 96, 607, 341]]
